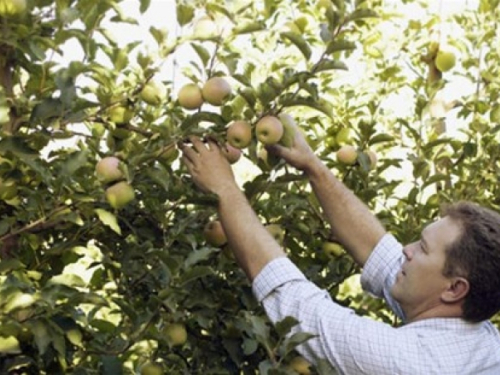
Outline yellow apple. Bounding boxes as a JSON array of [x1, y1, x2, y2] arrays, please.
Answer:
[[288, 356, 312, 375], [202, 77, 232, 106], [322, 241, 344, 258], [222, 143, 242, 164], [203, 220, 227, 247], [265, 224, 284, 245], [0, 0, 27, 17], [256, 116, 284, 145], [140, 80, 166, 105], [95, 156, 124, 183], [227, 120, 252, 149], [178, 83, 204, 110], [140, 362, 163, 375], [435, 47, 456, 73], [336, 145, 357, 165], [105, 181, 135, 209], [193, 16, 219, 39], [108, 106, 133, 124], [163, 323, 187, 346]]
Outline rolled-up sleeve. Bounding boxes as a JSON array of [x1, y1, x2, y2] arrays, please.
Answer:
[[252, 256, 418, 374]]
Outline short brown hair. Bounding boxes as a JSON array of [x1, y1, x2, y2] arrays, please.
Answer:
[[442, 201, 500, 322]]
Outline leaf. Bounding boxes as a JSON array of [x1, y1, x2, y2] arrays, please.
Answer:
[[61, 149, 89, 176], [176, 3, 194, 26], [326, 40, 356, 55], [191, 43, 211, 67], [95, 209, 121, 235], [0, 136, 38, 157], [314, 59, 348, 73], [180, 112, 226, 131], [101, 355, 123, 375], [242, 338, 258, 355], [422, 174, 449, 188], [30, 98, 65, 122], [48, 274, 86, 288], [275, 316, 299, 337], [0, 336, 21, 354], [369, 133, 394, 145], [346, 8, 379, 23], [234, 21, 266, 34], [280, 96, 333, 118], [284, 331, 317, 354], [29, 320, 51, 355], [280, 32, 312, 60], [179, 266, 214, 285], [184, 247, 217, 268], [139, 0, 151, 13]]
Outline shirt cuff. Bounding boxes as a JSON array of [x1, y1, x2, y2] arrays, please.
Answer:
[[252, 257, 306, 302], [360, 233, 403, 297]]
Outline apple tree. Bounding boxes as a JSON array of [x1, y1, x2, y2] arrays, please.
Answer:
[[0, 0, 499, 374]]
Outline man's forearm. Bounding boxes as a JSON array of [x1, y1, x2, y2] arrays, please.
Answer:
[[305, 158, 386, 267], [217, 184, 286, 281]]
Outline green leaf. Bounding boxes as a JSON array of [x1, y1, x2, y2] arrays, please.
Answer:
[[101, 355, 123, 375], [284, 331, 317, 354], [61, 149, 89, 176], [422, 174, 449, 188], [191, 43, 211, 67], [179, 266, 214, 285], [180, 112, 226, 131], [139, 0, 151, 13], [234, 21, 266, 34], [369, 133, 394, 145], [0, 136, 37, 157], [314, 59, 348, 72], [280, 96, 333, 118], [48, 274, 86, 288], [280, 32, 312, 60], [326, 40, 356, 55], [347, 8, 379, 23], [275, 316, 299, 337], [95, 209, 121, 235], [0, 336, 21, 354], [177, 3, 195, 26], [30, 98, 65, 122], [29, 320, 51, 355], [184, 247, 217, 268]]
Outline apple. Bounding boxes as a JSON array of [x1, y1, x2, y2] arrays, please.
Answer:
[[163, 323, 187, 346], [322, 241, 344, 258], [178, 83, 204, 110], [0, 0, 27, 17], [336, 128, 352, 145], [202, 77, 232, 106], [108, 106, 133, 124], [288, 356, 312, 375], [0, 178, 17, 200], [193, 16, 219, 39], [222, 143, 242, 164], [203, 220, 227, 247], [255, 116, 284, 145], [278, 113, 296, 148], [156, 143, 179, 164], [265, 224, 284, 245], [105, 181, 135, 209], [336, 145, 357, 165], [227, 120, 252, 149], [435, 47, 456, 73], [140, 80, 166, 105], [95, 156, 124, 183], [140, 362, 163, 375]]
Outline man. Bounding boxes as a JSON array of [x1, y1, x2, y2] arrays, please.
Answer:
[[180, 126, 500, 374]]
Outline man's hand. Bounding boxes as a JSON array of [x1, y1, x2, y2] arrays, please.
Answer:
[[180, 137, 237, 196], [265, 120, 319, 173]]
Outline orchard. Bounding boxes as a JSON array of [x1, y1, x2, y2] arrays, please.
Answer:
[[0, 0, 499, 374]]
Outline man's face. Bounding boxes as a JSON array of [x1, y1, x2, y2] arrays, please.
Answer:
[[390, 216, 463, 320]]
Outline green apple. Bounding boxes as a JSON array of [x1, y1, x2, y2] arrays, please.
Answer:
[[105, 181, 135, 209], [288, 356, 312, 375], [265, 224, 284, 245], [222, 143, 242, 164], [0, 0, 27, 17], [435, 47, 456, 73], [255, 116, 284, 145], [163, 323, 187, 346], [95, 156, 124, 183], [108, 106, 133, 124], [203, 220, 227, 247], [322, 241, 344, 258], [140, 362, 163, 375], [227, 120, 252, 149], [140, 80, 166, 105], [178, 83, 204, 110], [202, 77, 232, 106], [336, 145, 357, 165]]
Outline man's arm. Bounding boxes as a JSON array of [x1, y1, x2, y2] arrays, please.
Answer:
[[267, 125, 386, 266], [180, 137, 285, 280]]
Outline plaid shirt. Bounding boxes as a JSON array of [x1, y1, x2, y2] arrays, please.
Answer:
[[252, 234, 500, 374]]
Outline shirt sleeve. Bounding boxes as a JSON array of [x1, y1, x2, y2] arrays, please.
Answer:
[[360, 233, 406, 320], [252, 257, 420, 374]]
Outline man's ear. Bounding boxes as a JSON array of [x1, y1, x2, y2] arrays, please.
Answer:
[[442, 277, 469, 303]]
